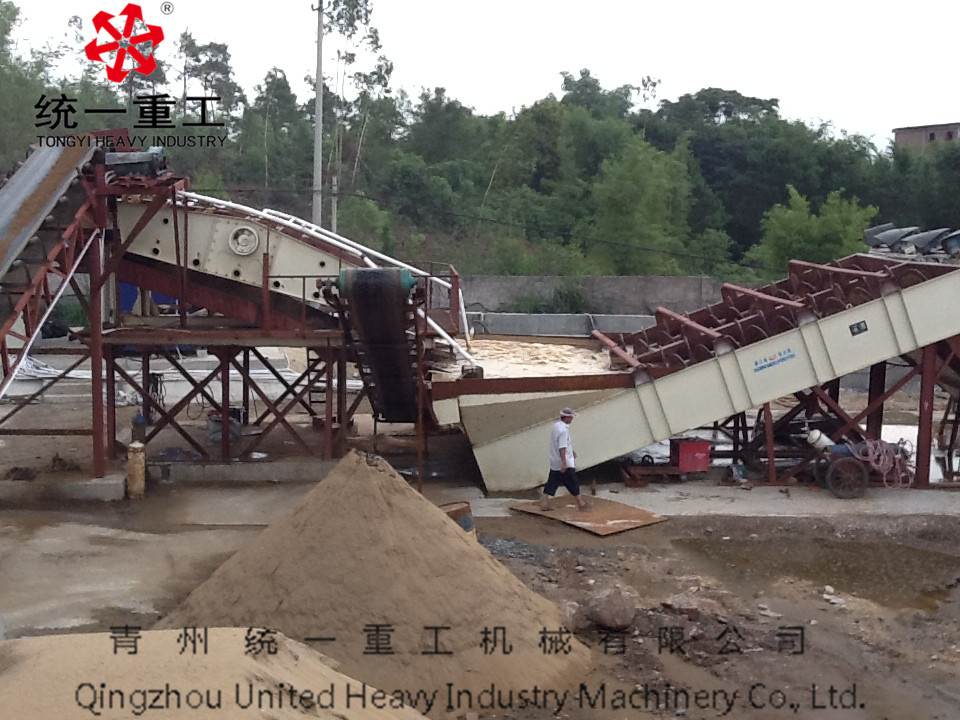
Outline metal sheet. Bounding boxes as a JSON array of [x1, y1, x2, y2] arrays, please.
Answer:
[[510, 497, 666, 536]]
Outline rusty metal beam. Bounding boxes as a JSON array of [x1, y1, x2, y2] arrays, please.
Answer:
[[90, 223, 105, 477], [96, 192, 168, 293], [249, 346, 319, 420], [230, 355, 315, 457], [655, 306, 722, 339], [0, 353, 90, 428], [115, 362, 210, 458], [789, 259, 888, 279], [812, 385, 869, 442], [219, 349, 232, 459], [324, 350, 334, 460], [157, 347, 221, 409], [591, 329, 640, 368], [429, 373, 635, 401], [721, 283, 805, 309], [99, 327, 342, 347], [763, 403, 777, 484], [916, 344, 937, 488], [866, 362, 887, 438]]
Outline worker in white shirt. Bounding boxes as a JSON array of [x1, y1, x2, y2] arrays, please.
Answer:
[[538, 407, 590, 511]]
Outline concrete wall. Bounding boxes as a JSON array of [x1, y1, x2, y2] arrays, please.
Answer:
[[466, 313, 655, 337], [460, 275, 722, 315]]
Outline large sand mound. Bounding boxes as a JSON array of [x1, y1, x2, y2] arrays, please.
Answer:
[[157, 451, 591, 714], [0, 628, 424, 719]]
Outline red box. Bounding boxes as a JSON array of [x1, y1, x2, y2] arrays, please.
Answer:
[[669, 439, 711, 473]]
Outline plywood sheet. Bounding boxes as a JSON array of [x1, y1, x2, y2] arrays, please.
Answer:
[[510, 496, 666, 536]]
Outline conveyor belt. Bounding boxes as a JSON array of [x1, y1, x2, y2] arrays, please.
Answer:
[[339, 268, 419, 422], [0, 144, 93, 280]]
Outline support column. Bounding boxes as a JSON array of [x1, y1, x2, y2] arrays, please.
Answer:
[[220, 350, 231, 460], [825, 378, 840, 404], [106, 345, 116, 459], [916, 344, 937, 488], [90, 231, 105, 477], [336, 348, 347, 455], [324, 351, 333, 460], [866, 362, 886, 440], [242, 348, 250, 425], [141, 351, 151, 422], [763, 403, 776, 484]]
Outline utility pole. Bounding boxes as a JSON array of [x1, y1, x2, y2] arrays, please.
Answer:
[[312, 2, 324, 227], [331, 174, 338, 233]]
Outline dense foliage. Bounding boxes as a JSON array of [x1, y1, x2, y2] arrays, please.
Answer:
[[7, 1, 960, 283]]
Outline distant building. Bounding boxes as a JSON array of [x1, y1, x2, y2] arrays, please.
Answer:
[[893, 122, 960, 152]]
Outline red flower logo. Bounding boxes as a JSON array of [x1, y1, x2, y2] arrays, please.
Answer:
[[84, 3, 164, 83]]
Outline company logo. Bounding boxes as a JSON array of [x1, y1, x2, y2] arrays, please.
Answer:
[[84, 3, 164, 83], [753, 347, 796, 373]]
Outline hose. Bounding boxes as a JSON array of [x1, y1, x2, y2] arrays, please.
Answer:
[[850, 439, 914, 488]]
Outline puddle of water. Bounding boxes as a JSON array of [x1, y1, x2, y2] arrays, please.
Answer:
[[674, 537, 960, 611]]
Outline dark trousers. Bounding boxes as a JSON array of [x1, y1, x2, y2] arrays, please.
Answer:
[[544, 468, 580, 497]]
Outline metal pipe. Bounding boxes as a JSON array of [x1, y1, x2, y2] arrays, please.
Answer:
[[176, 191, 473, 361], [260, 206, 454, 289]]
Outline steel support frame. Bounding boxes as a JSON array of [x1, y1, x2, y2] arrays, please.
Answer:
[[234, 350, 317, 459]]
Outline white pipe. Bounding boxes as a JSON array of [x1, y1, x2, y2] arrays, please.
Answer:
[[420, 308, 473, 363], [261, 207, 453, 290], [177, 192, 474, 362], [458, 289, 471, 351], [177, 191, 366, 260], [0, 230, 99, 400]]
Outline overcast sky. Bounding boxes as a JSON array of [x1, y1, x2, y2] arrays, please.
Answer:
[[15, 0, 960, 146]]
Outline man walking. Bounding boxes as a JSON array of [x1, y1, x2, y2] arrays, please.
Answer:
[[539, 407, 590, 511]]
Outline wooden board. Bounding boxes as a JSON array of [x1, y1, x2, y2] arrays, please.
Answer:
[[510, 496, 666, 536]]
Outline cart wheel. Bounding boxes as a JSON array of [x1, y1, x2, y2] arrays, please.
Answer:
[[826, 457, 868, 499], [640, 454, 654, 466]]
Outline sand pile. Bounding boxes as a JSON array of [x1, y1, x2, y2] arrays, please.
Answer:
[[0, 628, 424, 719], [157, 451, 591, 715]]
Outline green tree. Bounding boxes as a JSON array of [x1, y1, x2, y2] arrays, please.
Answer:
[[583, 137, 691, 275], [747, 186, 877, 279]]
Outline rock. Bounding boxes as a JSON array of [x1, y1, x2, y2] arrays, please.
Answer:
[[663, 593, 727, 623], [575, 565, 586, 573], [824, 585, 835, 594], [587, 586, 638, 630], [758, 608, 783, 619], [561, 601, 589, 632]]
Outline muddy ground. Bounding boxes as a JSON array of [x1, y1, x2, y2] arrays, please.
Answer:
[[2, 496, 958, 719], [477, 513, 960, 720], [2, 388, 960, 719]]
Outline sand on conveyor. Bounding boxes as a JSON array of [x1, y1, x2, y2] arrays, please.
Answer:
[[459, 339, 614, 378], [156, 451, 591, 715], [0, 628, 425, 719]]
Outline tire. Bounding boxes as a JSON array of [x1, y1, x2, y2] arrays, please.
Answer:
[[826, 457, 868, 499]]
